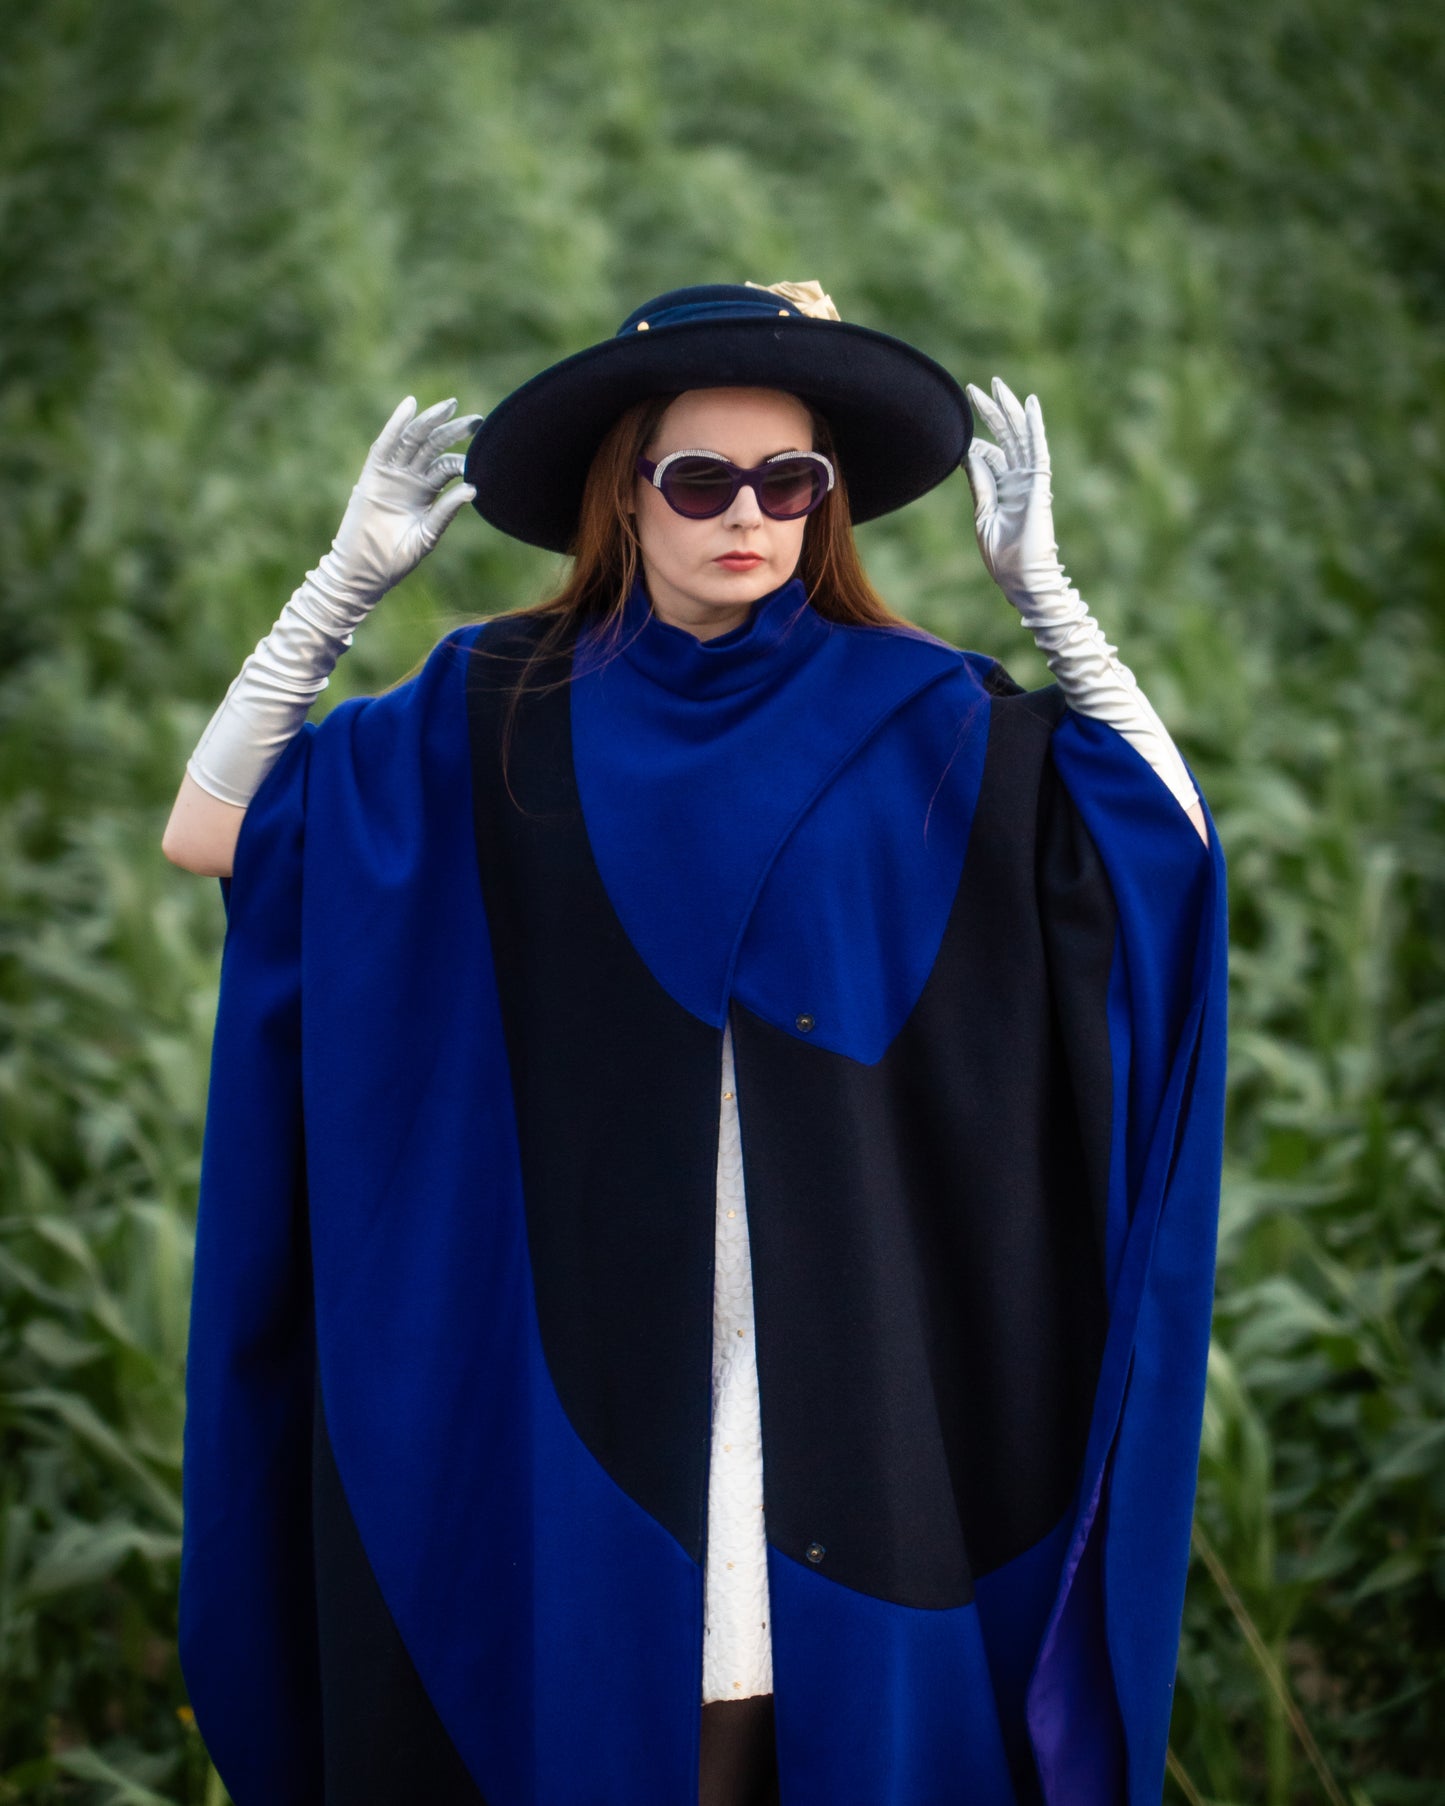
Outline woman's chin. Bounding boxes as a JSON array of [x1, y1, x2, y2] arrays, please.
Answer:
[[699, 563, 782, 599]]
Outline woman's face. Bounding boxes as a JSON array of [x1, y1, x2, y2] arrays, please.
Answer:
[[632, 387, 816, 640]]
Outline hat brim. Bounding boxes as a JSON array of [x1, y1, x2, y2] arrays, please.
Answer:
[[463, 315, 973, 553]]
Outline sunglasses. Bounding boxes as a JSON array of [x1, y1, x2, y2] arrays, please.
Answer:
[[636, 448, 836, 520]]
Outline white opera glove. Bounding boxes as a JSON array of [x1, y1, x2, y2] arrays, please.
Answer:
[[962, 377, 1199, 815], [185, 394, 483, 807]]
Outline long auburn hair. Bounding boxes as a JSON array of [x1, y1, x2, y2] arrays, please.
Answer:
[[416, 391, 922, 797]]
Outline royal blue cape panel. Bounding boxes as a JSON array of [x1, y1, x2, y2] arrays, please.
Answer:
[[179, 587, 1227, 1806]]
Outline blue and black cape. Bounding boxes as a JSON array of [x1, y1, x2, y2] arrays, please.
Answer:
[[179, 574, 1228, 1805]]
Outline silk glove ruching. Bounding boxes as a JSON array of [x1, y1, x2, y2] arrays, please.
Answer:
[[185, 395, 482, 808], [963, 377, 1199, 815]]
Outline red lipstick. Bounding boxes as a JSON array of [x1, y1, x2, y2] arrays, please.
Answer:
[[715, 553, 764, 571]]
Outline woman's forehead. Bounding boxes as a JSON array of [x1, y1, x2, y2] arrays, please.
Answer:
[[652, 386, 813, 446]]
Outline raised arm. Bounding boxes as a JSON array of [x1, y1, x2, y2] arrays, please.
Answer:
[[962, 376, 1210, 849], [161, 395, 481, 876]]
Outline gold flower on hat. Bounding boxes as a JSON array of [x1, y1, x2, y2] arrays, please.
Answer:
[[744, 279, 841, 321]]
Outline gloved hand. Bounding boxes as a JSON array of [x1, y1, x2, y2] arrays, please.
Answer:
[[963, 376, 1200, 816], [308, 393, 485, 615], [186, 395, 482, 808]]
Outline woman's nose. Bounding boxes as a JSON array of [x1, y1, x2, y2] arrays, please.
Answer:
[[721, 479, 765, 528]]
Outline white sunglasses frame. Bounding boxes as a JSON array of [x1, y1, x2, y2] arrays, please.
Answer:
[[637, 447, 837, 518]]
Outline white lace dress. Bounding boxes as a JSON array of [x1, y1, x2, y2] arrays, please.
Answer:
[[701, 1020, 773, 1703]]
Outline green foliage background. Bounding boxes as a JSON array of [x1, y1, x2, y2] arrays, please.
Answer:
[[2, 0, 1442, 1799]]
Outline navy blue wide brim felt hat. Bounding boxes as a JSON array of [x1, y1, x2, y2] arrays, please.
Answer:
[[463, 282, 973, 553]]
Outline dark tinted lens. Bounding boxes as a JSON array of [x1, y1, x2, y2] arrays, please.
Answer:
[[662, 456, 737, 517], [758, 457, 826, 518]]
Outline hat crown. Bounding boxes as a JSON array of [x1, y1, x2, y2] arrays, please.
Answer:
[[615, 284, 807, 336]]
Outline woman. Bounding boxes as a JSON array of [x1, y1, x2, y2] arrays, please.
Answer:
[[164, 282, 1227, 1806]]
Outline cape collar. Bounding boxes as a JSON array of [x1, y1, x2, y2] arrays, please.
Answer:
[[613, 570, 828, 700]]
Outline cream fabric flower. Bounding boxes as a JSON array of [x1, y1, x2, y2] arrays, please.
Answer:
[[743, 279, 841, 321]]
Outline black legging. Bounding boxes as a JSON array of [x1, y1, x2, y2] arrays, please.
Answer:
[[699, 1694, 781, 1806]]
